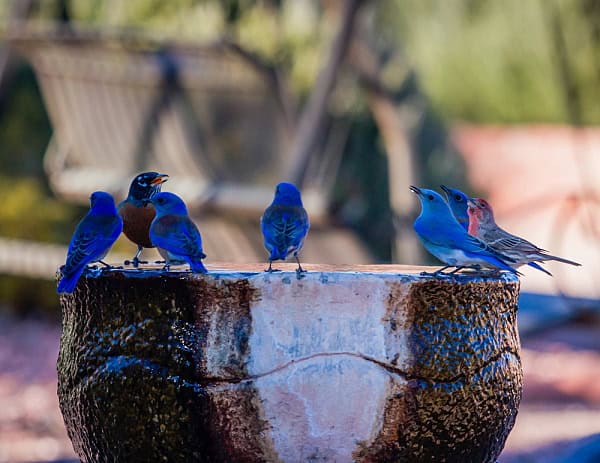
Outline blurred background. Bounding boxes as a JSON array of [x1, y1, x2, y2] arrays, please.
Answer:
[[0, 0, 599, 462]]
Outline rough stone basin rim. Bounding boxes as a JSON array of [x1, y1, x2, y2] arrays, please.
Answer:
[[57, 263, 522, 463]]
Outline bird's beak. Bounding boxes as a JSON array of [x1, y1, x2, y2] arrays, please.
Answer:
[[409, 185, 423, 196], [151, 174, 169, 185], [440, 185, 450, 195]]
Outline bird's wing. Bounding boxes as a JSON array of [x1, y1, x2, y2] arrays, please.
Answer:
[[485, 230, 545, 253], [65, 214, 122, 271], [418, 223, 516, 263], [458, 234, 518, 263], [151, 215, 205, 258], [262, 205, 309, 254]]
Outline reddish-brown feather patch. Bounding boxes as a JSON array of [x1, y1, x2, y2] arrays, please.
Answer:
[[467, 207, 482, 237], [118, 202, 156, 248]]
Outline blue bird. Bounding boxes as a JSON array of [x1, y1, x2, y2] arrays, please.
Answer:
[[149, 192, 207, 273], [410, 186, 519, 276], [57, 191, 123, 294], [440, 185, 470, 231], [261, 182, 310, 273]]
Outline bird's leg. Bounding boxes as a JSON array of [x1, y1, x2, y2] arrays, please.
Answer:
[[448, 266, 466, 275], [459, 264, 483, 275], [125, 246, 148, 267], [295, 256, 306, 274], [295, 256, 306, 279], [162, 263, 171, 271], [420, 265, 451, 277], [132, 246, 148, 267], [264, 260, 277, 273], [98, 260, 122, 270]]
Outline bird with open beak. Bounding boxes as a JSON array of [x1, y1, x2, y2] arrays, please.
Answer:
[[410, 186, 519, 276], [118, 172, 169, 267]]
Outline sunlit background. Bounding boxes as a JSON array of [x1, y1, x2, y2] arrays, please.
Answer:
[[0, 1, 599, 462]]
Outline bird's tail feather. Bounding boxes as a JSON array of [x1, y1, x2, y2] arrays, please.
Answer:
[[57, 267, 84, 294], [528, 261, 553, 276], [190, 259, 207, 274], [540, 254, 581, 266]]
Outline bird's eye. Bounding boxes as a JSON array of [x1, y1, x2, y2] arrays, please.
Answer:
[[455, 195, 462, 202], [427, 194, 434, 201]]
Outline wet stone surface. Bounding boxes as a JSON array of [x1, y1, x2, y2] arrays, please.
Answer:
[[57, 265, 522, 463]]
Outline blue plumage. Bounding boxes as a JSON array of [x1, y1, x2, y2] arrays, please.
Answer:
[[149, 192, 207, 273], [261, 182, 310, 273], [410, 186, 518, 276], [440, 185, 470, 231], [57, 191, 123, 294]]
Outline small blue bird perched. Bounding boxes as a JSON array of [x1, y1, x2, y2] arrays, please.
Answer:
[[440, 185, 470, 231], [410, 186, 518, 276], [57, 191, 123, 294], [261, 182, 310, 273], [149, 192, 207, 273]]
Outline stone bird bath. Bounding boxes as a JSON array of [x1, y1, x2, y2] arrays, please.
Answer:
[[57, 264, 522, 462]]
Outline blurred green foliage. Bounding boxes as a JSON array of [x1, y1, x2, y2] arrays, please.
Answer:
[[0, 175, 81, 242], [11, 0, 599, 124], [0, 65, 50, 174], [378, 0, 600, 124], [0, 58, 80, 316]]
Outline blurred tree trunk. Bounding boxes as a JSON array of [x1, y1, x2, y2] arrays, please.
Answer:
[[286, 0, 365, 187], [348, 29, 423, 264]]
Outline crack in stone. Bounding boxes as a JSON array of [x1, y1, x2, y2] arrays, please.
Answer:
[[76, 347, 521, 393], [199, 348, 521, 386]]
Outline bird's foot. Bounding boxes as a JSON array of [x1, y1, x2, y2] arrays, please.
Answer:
[[296, 266, 306, 279], [463, 268, 503, 278], [162, 263, 171, 272], [483, 269, 503, 277], [264, 261, 281, 273], [124, 257, 148, 268], [97, 261, 122, 271], [154, 260, 166, 264], [419, 271, 450, 279], [132, 257, 148, 267], [86, 266, 104, 277]]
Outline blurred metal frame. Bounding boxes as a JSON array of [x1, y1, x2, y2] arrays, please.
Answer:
[[7, 24, 371, 265]]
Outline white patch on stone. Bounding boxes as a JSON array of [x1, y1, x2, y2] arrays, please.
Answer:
[[255, 355, 403, 462], [246, 272, 411, 461]]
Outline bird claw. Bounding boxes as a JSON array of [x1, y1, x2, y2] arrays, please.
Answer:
[[124, 257, 148, 268], [296, 268, 306, 280], [264, 268, 281, 273], [419, 271, 450, 278]]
